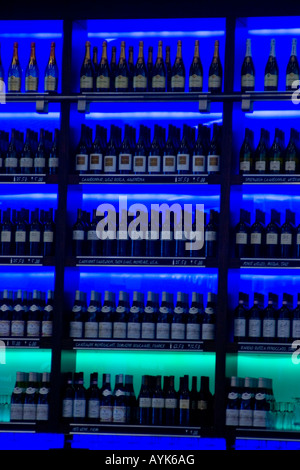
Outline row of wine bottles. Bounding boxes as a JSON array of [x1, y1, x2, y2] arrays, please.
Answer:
[[10, 372, 51, 422], [0, 42, 59, 93], [241, 38, 300, 92], [75, 122, 221, 175], [235, 208, 300, 259], [239, 127, 300, 175], [233, 291, 300, 343], [0, 207, 56, 256], [0, 128, 59, 175], [80, 39, 222, 93], [226, 376, 275, 428], [0, 289, 54, 338], [69, 290, 217, 341], [62, 371, 213, 427], [72, 208, 219, 258]]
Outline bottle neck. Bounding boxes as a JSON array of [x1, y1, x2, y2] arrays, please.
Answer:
[[138, 42, 144, 61], [49, 43, 56, 62], [12, 44, 19, 64], [101, 42, 108, 61], [30, 44, 36, 62], [245, 40, 252, 57], [270, 40, 276, 57], [176, 42, 182, 60], [291, 40, 297, 57], [194, 41, 199, 59], [85, 43, 91, 62], [120, 43, 126, 61], [213, 42, 219, 59], [157, 42, 163, 60]]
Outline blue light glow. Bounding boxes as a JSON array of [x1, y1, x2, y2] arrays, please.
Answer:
[[85, 112, 223, 120], [0, 113, 60, 120], [0, 33, 63, 39], [245, 111, 300, 119], [249, 29, 300, 36], [88, 31, 225, 39]]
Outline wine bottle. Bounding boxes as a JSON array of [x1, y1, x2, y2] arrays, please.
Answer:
[[207, 123, 221, 174], [36, 372, 50, 421], [165, 45, 172, 92], [138, 375, 152, 425], [104, 125, 118, 174], [265, 209, 280, 258], [248, 293, 264, 342], [177, 124, 191, 174], [69, 290, 85, 339], [152, 375, 165, 425], [127, 291, 142, 339], [208, 40, 222, 94], [25, 42, 39, 92], [8, 42, 22, 93], [250, 209, 265, 258], [141, 291, 156, 340], [156, 291, 172, 340], [186, 292, 203, 341], [253, 377, 269, 428], [133, 41, 148, 92], [171, 40, 185, 92], [23, 372, 38, 421], [0, 289, 12, 337], [115, 41, 129, 92], [75, 124, 89, 174], [29, 209, 42, 256], [119, 124, 133, 174], [96, 41, 111, 92], [225, 376, 241, 426], [86, 209, 100, 256], [241, 39, 255, 93], [268, 128, 284, 174], [164, 375, 177, 426], [128, 46, 134, 92], [262, 293, 277, 343], [233, 292, 248, 342], [72, 208, 86, 256], [0, 44, 4, 93], [254, 128, 269, 174], [20, 128, 34, 174], [1, 209, 13, 255], [41, 290, 54, 338], [26, 290, 41, 337], [285, 128, 299, 174], [171, 292, 186, 341], [292, 294, 300, 341], [286, 38, 299, 90], [147, 46, 153, 92], [44, 42, 58, 94], [192, 125, 209, 174], [197, 376, 213, 427], [152, 41, 166, 92], [80, 41, 94, 93], [112, 291, 129, 339], [238, 377, 255, 427], [276, 293, 292, 343], [189, 40, 203, 92], [235, 209, 250, 258], [280, 209, 294, 259], [98, 291, 114, 339], [34, 128, 46, 175], [133, 124, 147, 174], [179, 375, 190, 426], [73, 372, 86, 422], [84, 290, 100, 339], [86, 372, 100, 423], [163, 124, 176, 174], [112, 374, 126, 424], [61, 372, 74, 421], [202, 292, 216, 341], [11, 290, 25, 337], [5, 128, 18, 175], [239, 128, 254, 174], [10, 372, 25, 421], [99, 373, 113, 423], [148, 124, 162, 173], [264, 39, 279, 91]]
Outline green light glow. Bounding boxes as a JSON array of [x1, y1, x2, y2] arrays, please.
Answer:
[[75, 351, 216, 395]]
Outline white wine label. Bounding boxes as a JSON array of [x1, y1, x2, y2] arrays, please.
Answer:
[[241, 74, 255, 87], [281, 233, 292, 245], [11, 320, 25, 336], [20, 157, 33, 168], [113, 405, 126, 423], [104, 155, 117, 173], [205, 230, 217, 241], [72, 230, 84, 241], [127, 322, 141, 339], [251, 232, 261, 244], [239, 409, 253, 427], [264, 73, 278, 87], [99, 321, 112, 338], [139, 397, 151, 408], [15, 231, 26, 243], [156, 323, 170, 339], [141, 322, 155, 339], [165, 398, 177, 409], [202, 323, 215, 340], [171, 75, 185, 88], [226, 408, 239, 426], [0, 320, 10, 336], [80, 76, 93, 89], [69, 321, 83, 338], [44, 75, 57, 92], [177, 153, 189, 171], [87, 399, 100, 419], [263, 319, 276, 337], [266, 233, 278, 245], [90, 153, 103, 171], [25, 76, 38, 92], [240, 161, 250, 172], [179, 399, 190, 410], [192, 155, 205, 173], [171, 323, 185, 340], [115, 75, 128, 89], [148, 155, 161, 172], [73, 399, 86, 418], [292, 319, 300, 338], [119, 153, 132, 171], [5, 157, 18, 168], [113, 322, 127, 338], [62, 399, 73, 418], [29, 231, 41, 243], [44, 231, 54, 243], [76, 154, 88, 171], [208, 74, 221, 88], [270, 160, 280, 171], [10, 403, 23, 421], [186, 323, 200, 340], [152, 75, 166, 89], [253, 409, 267, 428], [84, 322, 98, 338], [34, 157, 46, 168], [36, 403, 49, 421], [133, 75, 147, 88], [8, 76, 21, 92], [152, 397, 164, 408], [87, 230, 99, 241], [286, 72, 299, 88], [133, 155, 146, 172], [27, 320, 40, 337], [41, 320, 53, 337], [49, 157, 59, 168], [163, 155, 176, 172], [277, 319, 290, 337], [207, 154, 220, 172], [234, 318, 246, 337], [23, 403, 37, 420], [96, 75, 110, 89], [285, 160, 296, 172], [236, 232, 247, 245], [100, 405, 113, 422], [189, 74, 203, 88], [248, 318, 261, 338], [255, 161, 266, 171], [1, 231, 11, 243]]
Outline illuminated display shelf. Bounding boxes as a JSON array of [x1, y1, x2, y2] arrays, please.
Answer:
[[228, 341, 295, 354], [69, 174, 220, 185], [230, 258, 300, 269], [67, 423, 211, 437], [66, 256, 217, 267], [0, 256, 55, 266], [0, 337, 52, 349]]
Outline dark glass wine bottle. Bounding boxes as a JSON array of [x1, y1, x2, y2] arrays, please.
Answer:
[[156, 291, 172, 340], [0, 44, 4, 93], [152, 41, 166, 92], [276, 293, 292, 343], [8, 42, 22, 93], [189, 40, 203, 92], [248, 293, 264, 342], [73, 372, 86, 422], [280, 210, 294, 259], [104, 124, 118, 174], [11, 290, 25, 337], [186, 292, 203, 341], [5, 128, 18, 175], [197, 376, 213, 427], [80, 41, 94, 93], [268, 128, 283, 174], [225, 376, 241, 426], [262, 293, 277, 343], [205, 209, 218, 258], [43, 208, 55, 257], [72, 208, 86, 256], [112, 291, 129, 339], [207, 123, 221, 174], [112, 374, 126, 424], [286, 38, 299, 90], [264, 39, 278, 91], [96, 41, 111, 92], [119, 124, 133, 174], [110, 46, 117, 92], [165, 45, 172, 92], [292, 294, 300, 341], [20, 128, 34, 174], [164, 375, 177, 426], [179, 375, 190, 426], [126, 291, 142, 339], [141, 291, 156, 340], [92, 46, 98, 81], [265, 210, 280, 258], [98, 291, 114, 339], [238, 377, 255, 427], [84, 290, 100, 339], [163, 124, 176, 174], [44, 42, 58, 94], [115, 41, 129, 92], [202, 292, 216, 341], [34, 128, 46, 175], [62, 372, 74, 421], [128, 45, 134, 92], [133, 41, 148, 92], [239, 128, 254, 174], [147, 46, 153, 92], [41, 290, 54, 338], [36, 372, 50, 422], [133, 124, 147, 174], [75, 124, 88, 174], [253, 377, 269, 428], [0, 289, 12, 337], [99, 373, 113, 423], [151, 375, 165, 425], [138, 375, 152, 425], [26, 289, 41, 337], [285, 128, 299, 174], [10, 372, 25, 421], [23, 372, 38, 421], [29, 209, 42, 256], [25, 42, 39, 93], [254, 128, 269, 174], [177, 124, 191, 174], [241, 38, 255, 93], [86, 372, 100, 423], [250, 210, 265, 258], [208, 40, 222, 93], [69, 290, 85, 339], [171, 291, 186, 341], [233, 292, 248, 342], [171, 40, 185, 92]]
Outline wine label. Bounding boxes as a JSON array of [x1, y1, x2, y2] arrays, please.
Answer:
[[104, 155, 117, 173], [1, 231, 11, 243], [36, 403, 49, 421], [34, 157, 46, 169], [99, 321, 113, 339], [73, 230, 85, 241], [186, 323, 201, 340], [156, 323, 170, 340], [69, 320, 83, 338], [76, 154, 88, 171], [286, 72, 299, 88], [29, 231, 41, 243], [10, 403, 23, 421], [189, 74, 203, 88], [208, 74, 221, 88], [171, 75, 185, 88], [100, 405, 113, 423], [264, 73, 278, 87], [73, 398, 86, 418], [87, 230, 99, 241], [27, 320, 40, 337], [141, 322, 155, 339], [90, 153, 103, 171], [152, 75, 166, 89], [44, 231, 54, 243], [119, 153, 132, 171], [270, 160, 280, 171], [11, 319, 25, 337], [234, 318, 246, 337], [202, 323, 215, 340], [193, 155, 206, 173], [240, 161, 250, 172], [44, 75, 57, 92], [139, 397, 151, 408], [80, 75, 93, 90], [133, 75, 147, 89], [62, 398, 73, 418], [285, 160, 296, 172], [113, 322, 127, 339], [236, 232, 247, 245], [84, 321, 98, 338], [96, 75, 110, 89], [115, 75, 128, 89], [133, 155, 146, 172], [297, 233, 300, 246], [248, 318, 261, 338], [179, 399, 190, 410], [171, 323, 185, 340], [0, 320, 10, 336], [263, 319, 276, 338], [292, 319, 300, 338], [207, 154, 220, 172], [253, 409, 267, 428], [87, 399, 100, 419], [165, 398, 177, 409], [281, 233, 292, 245], [127, 322, 141, 339], [163, 155, 176, 172], [225, 408, 239, 426], [20, 157, 33, 168], [23, 403, 37, 421], [241, 74, 255, 88], [41, 320, 53, 337], [148, 155, 161, 173], [15, 231, 26, 243], [152, 397, 164, 408], [113, 405, 126, 423], [205, 230, 217, 241], [49, 157, 59, 168], [250, 232, 261, 244], [8, 76, 21, 92], [277, 319, 290, 338], [25, 76, 38, 92], [239, 409, 253, 427], [255, 160, 266, 171], [177, 153, 190, 171], [266, 233, 278, 245], [5, 157, 18, 168]]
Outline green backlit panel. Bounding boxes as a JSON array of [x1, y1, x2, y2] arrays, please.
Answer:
[[75, 351, 216, 396], [0, 349, 52, 395], [237, 353, 300, 403]]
